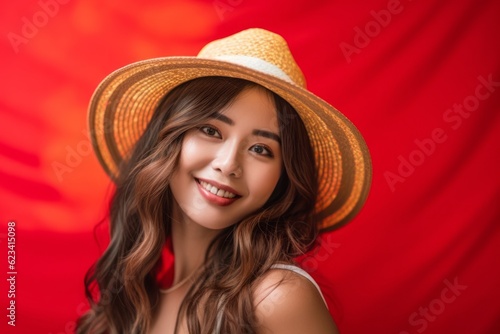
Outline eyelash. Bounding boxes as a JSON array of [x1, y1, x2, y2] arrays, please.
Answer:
[[250, 144, 274, 157], [199, 125, 221, 138], [198, 125, 274, 158]]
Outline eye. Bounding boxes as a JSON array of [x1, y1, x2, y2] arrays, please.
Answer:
[[199, 125, 221, 138], [250, 144, 274, 157]]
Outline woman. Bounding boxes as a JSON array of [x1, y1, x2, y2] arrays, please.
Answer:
[[78, 28, 372, 334]]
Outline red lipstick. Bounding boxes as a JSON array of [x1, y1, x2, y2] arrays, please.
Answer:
[[195, 178, 241, 206]]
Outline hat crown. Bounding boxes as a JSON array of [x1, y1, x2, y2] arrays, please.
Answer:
[[198, 28, 307, 88]]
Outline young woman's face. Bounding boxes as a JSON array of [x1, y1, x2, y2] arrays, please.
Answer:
[[170, 87, 283, 230]]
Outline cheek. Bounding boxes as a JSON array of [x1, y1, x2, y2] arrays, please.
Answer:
[[250, 165, 282, 201], [181, 138, 201, 160], [179, 136, 211, 167]]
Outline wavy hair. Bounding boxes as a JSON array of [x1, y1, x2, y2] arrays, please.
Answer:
[[77, 76, 318, 333]]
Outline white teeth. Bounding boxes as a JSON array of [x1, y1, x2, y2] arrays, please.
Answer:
[[199, 180, 237, 199]]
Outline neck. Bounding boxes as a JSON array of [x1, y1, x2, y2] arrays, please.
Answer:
[[170, 203, 220, 284]]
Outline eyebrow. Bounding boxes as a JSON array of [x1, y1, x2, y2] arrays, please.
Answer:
[[252, 129, 281, 144], [211, 113, 281, 144], [213, 113, 234, 125]]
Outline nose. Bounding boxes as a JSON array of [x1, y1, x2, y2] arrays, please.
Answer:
[[211, 140, 242, 178]]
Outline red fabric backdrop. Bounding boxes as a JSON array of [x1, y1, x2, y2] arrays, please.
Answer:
[[1, 0, 499, 333]]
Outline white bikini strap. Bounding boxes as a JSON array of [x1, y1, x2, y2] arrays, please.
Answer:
[[270, 263, 329, 309], [213, 263, 329, 334]]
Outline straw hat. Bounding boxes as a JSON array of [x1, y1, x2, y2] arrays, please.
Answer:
[[88, 28, 372, 231]]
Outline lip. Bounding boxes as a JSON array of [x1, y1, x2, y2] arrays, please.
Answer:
[[195, 178, 241, 207]]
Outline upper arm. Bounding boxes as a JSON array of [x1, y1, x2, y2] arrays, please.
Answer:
[[253, 270, 339, 334]]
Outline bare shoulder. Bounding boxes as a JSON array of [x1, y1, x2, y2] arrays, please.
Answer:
[[253, 267, 339, 334]]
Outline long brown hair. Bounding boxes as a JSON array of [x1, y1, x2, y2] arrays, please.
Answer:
[[77, 76, 318, 333]]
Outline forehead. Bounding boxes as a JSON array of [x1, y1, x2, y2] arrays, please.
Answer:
[[220, 87, 279, 131]]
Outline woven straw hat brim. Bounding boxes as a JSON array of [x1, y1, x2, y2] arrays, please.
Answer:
[[88, 57, 372, 231]]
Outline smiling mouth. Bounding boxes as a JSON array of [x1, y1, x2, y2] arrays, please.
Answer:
[[196, 179, 240, 199]]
